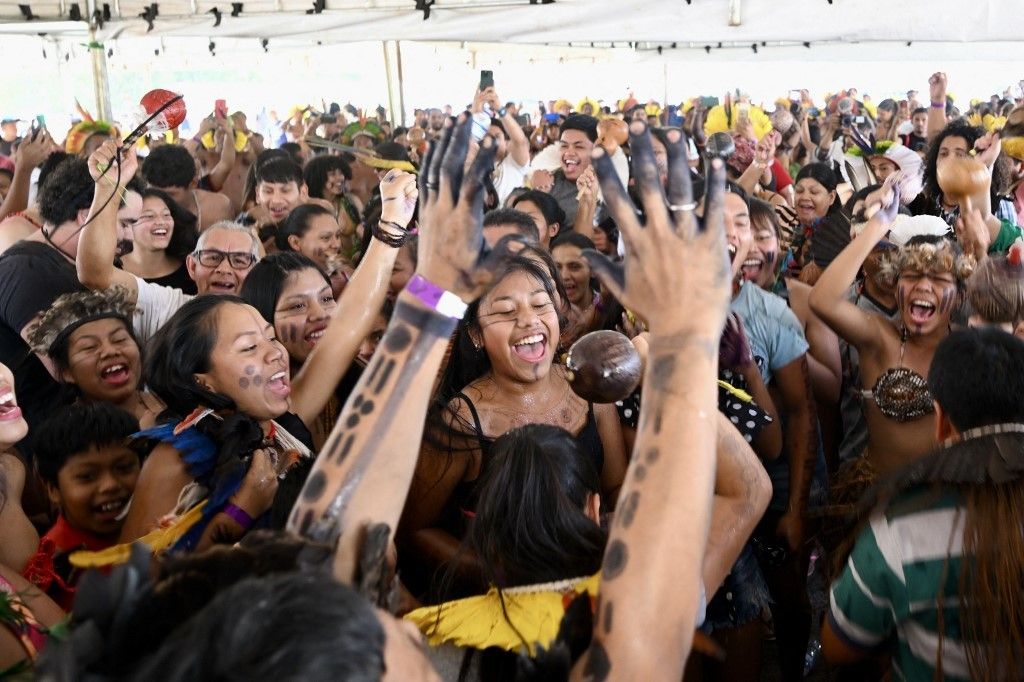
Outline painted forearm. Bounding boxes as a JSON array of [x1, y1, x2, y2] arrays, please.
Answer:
[[579, 334, 718, 681], [287, 292, 458, 584], [290, 237, 399, 423]]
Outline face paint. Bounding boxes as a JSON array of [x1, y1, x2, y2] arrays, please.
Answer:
[[938, 287, 955, 315]]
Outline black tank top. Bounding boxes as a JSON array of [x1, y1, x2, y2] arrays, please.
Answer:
[[441, 391, 604, 537]]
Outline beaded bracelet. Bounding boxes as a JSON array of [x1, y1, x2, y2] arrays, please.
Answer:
[[372, 220, 413, 248]]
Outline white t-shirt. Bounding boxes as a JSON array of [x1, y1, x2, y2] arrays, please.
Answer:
[[133, 275, 194, 345], [492, 154, 528, 205]]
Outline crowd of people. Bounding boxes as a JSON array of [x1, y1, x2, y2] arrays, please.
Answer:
[[0, 70, 1023, 681]]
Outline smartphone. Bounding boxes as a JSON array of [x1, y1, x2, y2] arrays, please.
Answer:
[[854, 115, 866, 124], [701, 96, 719, 108], [479, 70, 494, 92], [320, 114, 336, 124], [215, 99, 228, 118], [35, 114, 46, 130], [789, 89, 801, 101]]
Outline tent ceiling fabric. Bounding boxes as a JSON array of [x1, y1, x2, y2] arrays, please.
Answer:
[[0, 0, 1022, 44]]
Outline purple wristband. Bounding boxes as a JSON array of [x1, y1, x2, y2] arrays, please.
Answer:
[[223, 503, 255, 529], [930, 101, 946, 109], [405, 273, 468, 319]]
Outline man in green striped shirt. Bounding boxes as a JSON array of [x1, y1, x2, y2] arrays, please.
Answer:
[[822, 328, 1024, 680]]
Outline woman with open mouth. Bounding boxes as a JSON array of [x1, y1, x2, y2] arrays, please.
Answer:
[[114, 295, 314, 552], [115, 171, 417, 551], [240, 170, 413, 450], [27, 288, 164, 430], [787, 163, 850, 283], [398, 255, 627, 598], [0, 361, 65, 673], [810, 185, 973, 480], [120, 188, 199, 295]]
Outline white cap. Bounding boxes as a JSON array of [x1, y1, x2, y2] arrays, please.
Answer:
[[887, 214, 950, 247]]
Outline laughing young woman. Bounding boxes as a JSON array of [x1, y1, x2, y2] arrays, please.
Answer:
[[120, 188, 199, 295], [398, 254, 627, 596]]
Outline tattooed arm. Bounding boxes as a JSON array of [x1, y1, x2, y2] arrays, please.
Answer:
[[574, 123, 731, 680], [288, 172, 416, 427], [287, 115, 509, 583]]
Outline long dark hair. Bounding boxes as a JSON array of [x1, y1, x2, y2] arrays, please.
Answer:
[[470, 424, 605, 587], [143, 296, 266, 486], [240, 251, 329, 327], [434, 255, 564, 406], [303, 154, 352, 200], [140, 187, 199, 259], [275, 203, 335, 253]]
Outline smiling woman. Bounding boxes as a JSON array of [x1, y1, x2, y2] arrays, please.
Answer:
[[120, 188, 199, 295], [398, 255, 627, 598], [117, 295, 317, 552]]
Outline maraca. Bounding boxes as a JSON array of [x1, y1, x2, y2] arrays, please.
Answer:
[[123, 89, 187, 147], [565, 330, 642, 404], [936, 156, 988, 207], [596, 118, 628, 155]]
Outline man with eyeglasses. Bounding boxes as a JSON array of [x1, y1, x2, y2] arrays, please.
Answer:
[[77, 141, 260, 345]]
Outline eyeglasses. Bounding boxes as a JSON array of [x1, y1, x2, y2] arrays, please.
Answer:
[[192, 249, 255, 270]]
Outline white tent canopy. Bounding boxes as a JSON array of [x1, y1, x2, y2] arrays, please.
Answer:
[[1, 0, 1023, 45]]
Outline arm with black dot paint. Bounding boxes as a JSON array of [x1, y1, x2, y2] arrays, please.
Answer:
[[287, 114, 512, 584], [571, 123, 731, 681]]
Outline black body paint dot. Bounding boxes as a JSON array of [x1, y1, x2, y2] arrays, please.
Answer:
[[302, 470, 327, 502], [618, 491, 640, 528], [359, 399, 375, 415], [582, 642, 611, 681], [385, 325, 413, 353], [238, 377, 250, 389], [252, 375, 263, 387], [299, 509, 314, 536], [633, 464, 647, 481], [645, 447, 660, 463], [374, 358, 396, 394], [653, 409, 663, 434], [244, 365, 256, 375], [353, 394, 364, 408], [603, 540, 628, 580], [602, 601, 614, 634], [345, 413, 360, 429], [335, 433, 355, 462]]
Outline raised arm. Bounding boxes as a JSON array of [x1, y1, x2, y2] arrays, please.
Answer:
[[287, 114, 507, 583], [573, 123, 731, 679], [704, 412, 771, 594], [205, 118, 237, 192], [485, 88, 529, 168], [78, 141, 141, 299], [808, 185, 898, 353], [0, 129, 55, 221], [288, 172, 415, 426], [926, 73, 948, 139]]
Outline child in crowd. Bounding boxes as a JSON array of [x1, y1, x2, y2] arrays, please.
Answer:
[[22, 403, 141, 610]]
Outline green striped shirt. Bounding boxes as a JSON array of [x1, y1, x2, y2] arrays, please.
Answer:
[[829, 487, 970, 680]]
